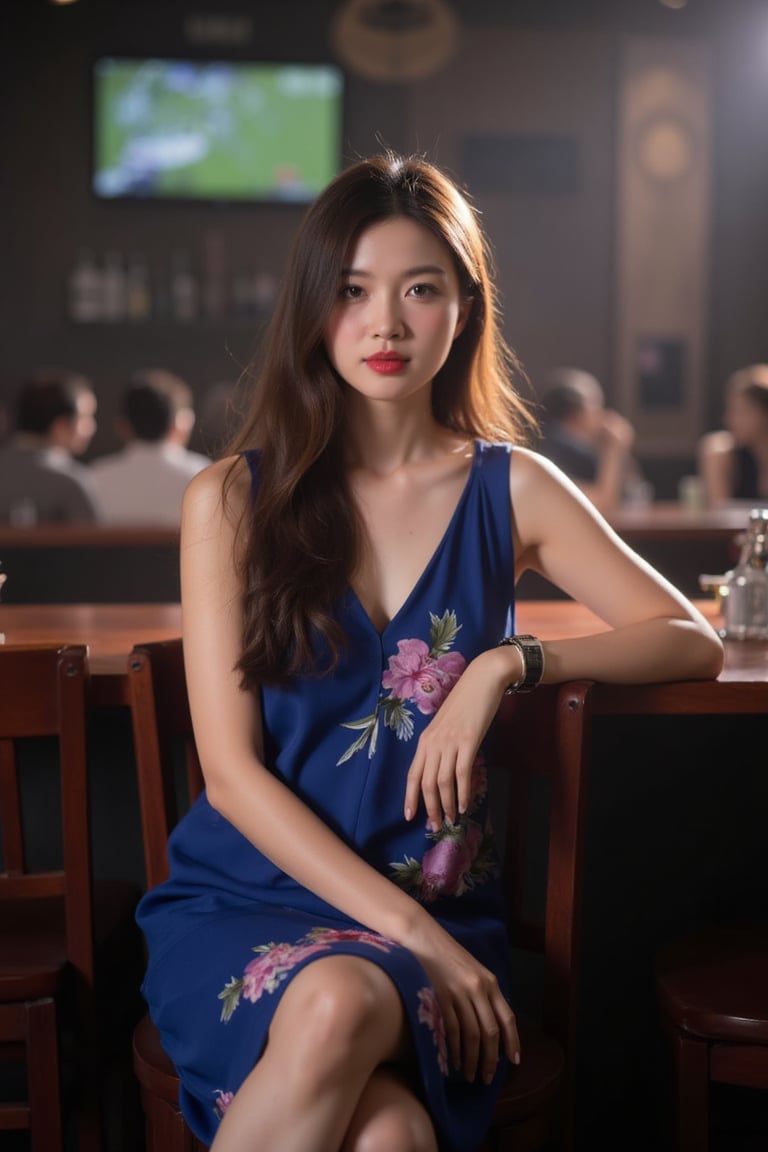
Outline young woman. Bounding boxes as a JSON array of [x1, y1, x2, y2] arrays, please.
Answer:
[[136, 152, 723, 1152], [697, 363, 768, 506]]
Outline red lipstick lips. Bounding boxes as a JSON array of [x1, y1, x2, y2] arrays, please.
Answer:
[[365, 353, 406, 375]]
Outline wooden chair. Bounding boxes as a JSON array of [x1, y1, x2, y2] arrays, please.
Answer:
[[128, 637, 592, 1152], [128, 640, 207, 1152], [0, 643, 144, 1152], [656, 921, 768, 1151], [479, 681, 592, 1151]]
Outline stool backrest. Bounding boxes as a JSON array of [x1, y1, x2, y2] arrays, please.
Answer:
[[0, 643, 94, 984], [128, 638, 203, 890], [489, 680, 593, 1135]]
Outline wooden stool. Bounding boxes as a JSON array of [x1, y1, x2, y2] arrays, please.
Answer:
[[656, 921, 768, 1151]]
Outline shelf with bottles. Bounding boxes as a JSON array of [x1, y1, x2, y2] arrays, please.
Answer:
[[66, 246, 278, 327]]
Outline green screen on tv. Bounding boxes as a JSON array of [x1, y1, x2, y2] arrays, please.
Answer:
[[93, 57, 343, 203]]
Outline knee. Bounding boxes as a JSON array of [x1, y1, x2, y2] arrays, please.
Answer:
[[348, 1107, 438, 1152], [279, 958, 392, 1066]]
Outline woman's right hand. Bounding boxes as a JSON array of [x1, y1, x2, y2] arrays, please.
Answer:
[[403, 915, 520, 1085]]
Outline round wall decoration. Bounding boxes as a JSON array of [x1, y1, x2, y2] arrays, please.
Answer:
[[330, 0, 460, 83]]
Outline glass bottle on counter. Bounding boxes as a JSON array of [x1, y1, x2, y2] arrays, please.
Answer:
[[722, 508, 768, 640]]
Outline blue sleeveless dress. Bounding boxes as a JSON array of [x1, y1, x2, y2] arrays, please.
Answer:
[[136, 441, 519, 1151]]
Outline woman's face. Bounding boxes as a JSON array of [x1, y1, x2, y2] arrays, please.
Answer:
[[323, 216, 470, 406], [725, 390, 768, 446]]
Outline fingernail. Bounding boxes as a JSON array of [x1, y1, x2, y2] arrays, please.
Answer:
[[404, 807, 412, 821]]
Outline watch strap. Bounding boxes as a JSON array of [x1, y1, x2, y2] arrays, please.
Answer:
[[498, 634, 545, 693]]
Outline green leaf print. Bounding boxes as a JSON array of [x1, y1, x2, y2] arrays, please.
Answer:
[[338, 708, 379, 764], [382, 697, 415, 741], [218, 976, 243, 1023], [428, 609, 462, 656]]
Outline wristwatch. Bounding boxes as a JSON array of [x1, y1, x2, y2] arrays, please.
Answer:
[[498, 634, 545, 693]]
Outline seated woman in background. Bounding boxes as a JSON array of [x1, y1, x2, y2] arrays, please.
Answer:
[[697, 363, 768, 506], [535, 367, 646, 516]]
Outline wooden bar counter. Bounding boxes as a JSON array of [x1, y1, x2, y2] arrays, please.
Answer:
[[2, 597, 767, 708], [3, 596, 765, 1148]]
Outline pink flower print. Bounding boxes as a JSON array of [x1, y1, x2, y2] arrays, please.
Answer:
[[219, 927, 400, 1023], [383, 640, 466, 716], [417, 986, 449, 1075], [306, 926, 395, 953], [420, 821, 484, 901], [213, 1089, 234, 1119], [242, 938, 333, 1003]]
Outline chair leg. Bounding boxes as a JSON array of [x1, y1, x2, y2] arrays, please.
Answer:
[[26, 998, 64, 1152], [673, 1030, 711, 1152], [140, 1085, 202, 1152]]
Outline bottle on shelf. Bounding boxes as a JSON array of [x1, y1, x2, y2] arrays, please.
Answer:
[[67, 248, 102, 323], [722, 508, 768, 640], [125, 252, 152, 321], [170, 249, 200, 323]]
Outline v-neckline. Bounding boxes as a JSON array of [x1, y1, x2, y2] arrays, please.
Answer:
[[348, 442, 479, 639]]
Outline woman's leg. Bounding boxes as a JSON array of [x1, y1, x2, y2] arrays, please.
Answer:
[[341, 1066, 438, 1152], [209, 954, 423, 1152]]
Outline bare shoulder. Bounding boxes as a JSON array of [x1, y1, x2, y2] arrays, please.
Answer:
[[698, 430, 734, 458], [184, 454, 249, 511], [507, 443, 616, 552], [508, 443, 593, 507]]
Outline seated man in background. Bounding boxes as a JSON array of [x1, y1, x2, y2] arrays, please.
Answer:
[[0, 367, 103, 523], [91, 368, 210, 525], [697, 363, 768, 506], [535, 366, 646, 516]]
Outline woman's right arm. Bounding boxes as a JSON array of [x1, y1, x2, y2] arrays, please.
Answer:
[[697, 430, 734, 506], [180, 459, 519, 1082]]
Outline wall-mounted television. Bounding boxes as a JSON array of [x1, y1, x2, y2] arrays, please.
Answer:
[[92, 57, 344, 204]]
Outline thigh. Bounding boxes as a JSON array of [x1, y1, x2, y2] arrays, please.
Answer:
[[341, 1066, 438, 1152]]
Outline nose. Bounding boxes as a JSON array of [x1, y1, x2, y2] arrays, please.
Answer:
[[371, 297, 404, 340]]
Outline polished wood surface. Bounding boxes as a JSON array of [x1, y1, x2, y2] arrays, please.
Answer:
[[0, 525, 179, 548], [609, 501, 756, 541], [0, 603, 183, 705], [1, 597, 767, 710]]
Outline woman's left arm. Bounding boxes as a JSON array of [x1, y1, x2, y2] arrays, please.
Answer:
[[510, 447, 724, 684], [405, 447, 724, 829]]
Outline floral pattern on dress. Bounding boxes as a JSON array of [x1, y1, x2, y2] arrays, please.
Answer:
[[337, 610, 466, 764], [217, 927, 396, 1022], [388, 753, 498, 901], [417, 986, 449, 1076], [213, 1089, 234, 1120]]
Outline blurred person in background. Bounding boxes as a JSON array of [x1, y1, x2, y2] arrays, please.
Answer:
[[535, 366, 647, 516], [0, 367, 102, 523], [697, 363, 768, 506], [91, 368, 210, 524]]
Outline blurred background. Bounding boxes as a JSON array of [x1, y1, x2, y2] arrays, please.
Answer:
[[1, 0, 767, 495]]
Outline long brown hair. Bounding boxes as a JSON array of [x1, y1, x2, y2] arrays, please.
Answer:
[[228, 151, 535, 688]]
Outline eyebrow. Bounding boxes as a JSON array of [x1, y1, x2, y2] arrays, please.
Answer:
[[340, 264, 449, 278]]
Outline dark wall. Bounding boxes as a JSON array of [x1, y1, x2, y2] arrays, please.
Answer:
[[1, 0, 767, 489]]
